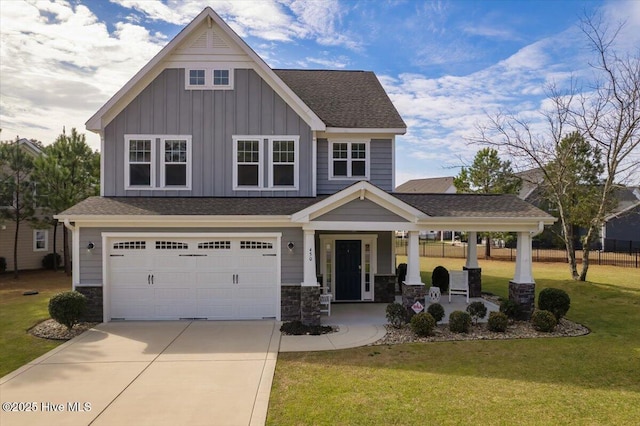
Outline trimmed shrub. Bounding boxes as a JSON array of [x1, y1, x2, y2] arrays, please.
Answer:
[[538, 288, 570, 321], [410, 312, 436, 337], [500, 299, 521, 320], [0, 257, 6, 273], [531, 310, 557, 332], [432, 266, 449, 293], [427, 303, 445, 323], [449, 310, 471, 333], [48, 291, 87, 330], [466, 301, 488, 325], [386, 302, 409, 328], [487, 311, 508, 332], [396, 263, 407, 285], [42, 253, 62, 270]]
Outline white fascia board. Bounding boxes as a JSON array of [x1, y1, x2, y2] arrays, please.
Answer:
[[323, 127, 407, 135], [54, 215, 297, 228], [86, 7, 325, 133], [291, 181, 426, 223], [305, 221, 421, 231]]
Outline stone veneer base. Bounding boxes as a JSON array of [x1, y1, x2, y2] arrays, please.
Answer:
[[463, 267, 482, 298], [509, 281, 535, 320]]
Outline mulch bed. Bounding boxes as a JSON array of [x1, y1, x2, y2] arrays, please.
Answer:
[[29, 319, 99, 340], [373, 317, 589, 345]]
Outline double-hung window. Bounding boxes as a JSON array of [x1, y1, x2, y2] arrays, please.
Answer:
[[235, 138, 262, 188], [233, 136, 299, 190], [162, 138, 190, 187], [33, 230, 48, 252], [329, 140, 369, 179], [125, 135, 191, 190], [270, 139, 297, 188], [127, 137, 154, 187]]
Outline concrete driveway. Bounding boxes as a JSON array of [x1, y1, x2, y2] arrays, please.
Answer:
[[0, 321, 279, 426]]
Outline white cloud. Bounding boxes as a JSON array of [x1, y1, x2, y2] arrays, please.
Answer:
[[0, 0, 167, 148]]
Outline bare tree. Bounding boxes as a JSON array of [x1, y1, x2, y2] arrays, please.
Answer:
[[474, 14, 639, 281]]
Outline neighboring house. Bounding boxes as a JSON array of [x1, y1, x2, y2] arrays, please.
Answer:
[[395, 177, 457, 241], [0, 138, 64, 271], [56, 7, 554, 324], [601, 187, 640, 251], [516, 168, 639, 251], [395, 177, 456, 194]]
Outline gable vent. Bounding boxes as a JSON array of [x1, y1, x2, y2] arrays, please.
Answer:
[[190, 31, 207, 49], [211, 30, 228, 49]]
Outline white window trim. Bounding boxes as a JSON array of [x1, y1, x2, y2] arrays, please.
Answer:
[[268, 136, 299, 190], [124, 135, 156, 191], [233, 136, 264, 191], [125, 135, 192, 191], [328, 139, 370, 181], [185, 67, 234, 90], [185, 69, 206, 88], [160, 136, 192, 190], [33, 229, 48, 252]]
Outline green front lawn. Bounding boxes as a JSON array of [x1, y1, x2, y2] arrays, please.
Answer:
[[268, 259, 640, 425], [0, 270, 71, 377]]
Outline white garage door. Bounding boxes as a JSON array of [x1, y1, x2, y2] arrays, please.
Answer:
[[107, 236, 279, 320]]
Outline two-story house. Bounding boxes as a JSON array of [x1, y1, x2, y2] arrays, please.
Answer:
[[56, 7, 554, 324]]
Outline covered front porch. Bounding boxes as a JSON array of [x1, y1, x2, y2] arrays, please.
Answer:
[[291, 182, 555, 325]]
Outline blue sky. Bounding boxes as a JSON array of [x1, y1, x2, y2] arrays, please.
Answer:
[[1, 0, 638, 185]]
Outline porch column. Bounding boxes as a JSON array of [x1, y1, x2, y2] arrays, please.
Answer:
[[301, 229, 320, 326], [302, 229, 318, 287], [464, 231, 482, 297], [465, 232, 479, 269], [405, 231, 422, 285], [509, 231, 535, 319], [402, 231, 426, 309]]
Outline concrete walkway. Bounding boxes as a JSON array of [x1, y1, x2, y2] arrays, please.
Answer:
[[279, 297, 499, 352], [0, 321, 279, 426]]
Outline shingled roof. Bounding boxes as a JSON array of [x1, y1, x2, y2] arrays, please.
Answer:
[[395, 177, 456, 194], [394, 193, 552, 218], [58, 197, 324, 217], [59, 193, 552, 220], [274, 70, 406, 130]]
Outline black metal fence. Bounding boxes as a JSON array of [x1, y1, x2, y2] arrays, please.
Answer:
[[395, 239, 640, 268]]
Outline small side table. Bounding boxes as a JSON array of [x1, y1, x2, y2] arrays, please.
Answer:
[[428, 286, 441, 303]]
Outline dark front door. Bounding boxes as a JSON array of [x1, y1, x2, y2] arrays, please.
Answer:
[[335, 240, 361, 301]]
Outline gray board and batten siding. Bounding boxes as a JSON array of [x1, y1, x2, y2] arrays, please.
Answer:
[[315, 199, 407, 223], [316, 138, 394, 194], [103, 68, 314, 197], [77, 227, 394, 284]]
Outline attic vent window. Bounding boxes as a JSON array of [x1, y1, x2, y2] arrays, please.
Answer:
[[185, 68, 234, 90], [213, 69, 229, 86], [189, 69, 205, 86]]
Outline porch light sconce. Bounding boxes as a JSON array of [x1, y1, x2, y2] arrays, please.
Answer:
[[87, 242, 95, 253], [287, 241, 295, 252]]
